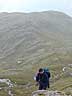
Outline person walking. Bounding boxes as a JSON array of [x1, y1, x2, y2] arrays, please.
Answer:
[[36, 68, 48, 90], [44, 68, 51, 88]]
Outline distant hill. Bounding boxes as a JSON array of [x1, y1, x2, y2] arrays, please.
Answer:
[[0, 11, 72, 69]]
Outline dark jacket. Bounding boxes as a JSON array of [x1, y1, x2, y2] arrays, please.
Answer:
[[36, 72, 48, 83], [45, 71, 51, 79]]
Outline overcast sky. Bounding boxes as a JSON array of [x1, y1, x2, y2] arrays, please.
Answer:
[[0, 0, 72, 16]]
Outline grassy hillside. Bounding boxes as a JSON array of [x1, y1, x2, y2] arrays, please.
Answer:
[[0, 11, 72, 96]]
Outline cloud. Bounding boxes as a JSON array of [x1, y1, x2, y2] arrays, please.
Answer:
[[0, 0, 72, 16], [0, 0, 20, 11]]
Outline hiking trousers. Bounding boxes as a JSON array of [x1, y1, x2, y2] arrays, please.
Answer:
[[39, 81, 48, 90]]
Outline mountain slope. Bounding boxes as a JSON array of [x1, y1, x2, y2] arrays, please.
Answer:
[[0, 11, 72, 68], [0, 11, 72, 96]]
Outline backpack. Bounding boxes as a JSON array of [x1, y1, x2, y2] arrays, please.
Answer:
[[44, 68, 49, 72], [43, 68, 50, 78]]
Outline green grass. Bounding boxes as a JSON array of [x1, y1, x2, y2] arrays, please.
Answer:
[[0, 90, 8, 96], [0, 83, 8, 87]]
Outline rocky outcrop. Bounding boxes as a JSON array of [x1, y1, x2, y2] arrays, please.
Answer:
[[32, 90, 67, 96]]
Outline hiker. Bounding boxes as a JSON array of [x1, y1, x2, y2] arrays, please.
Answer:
[[44, 68, 51, 88], [36, 68, 48, 90]]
